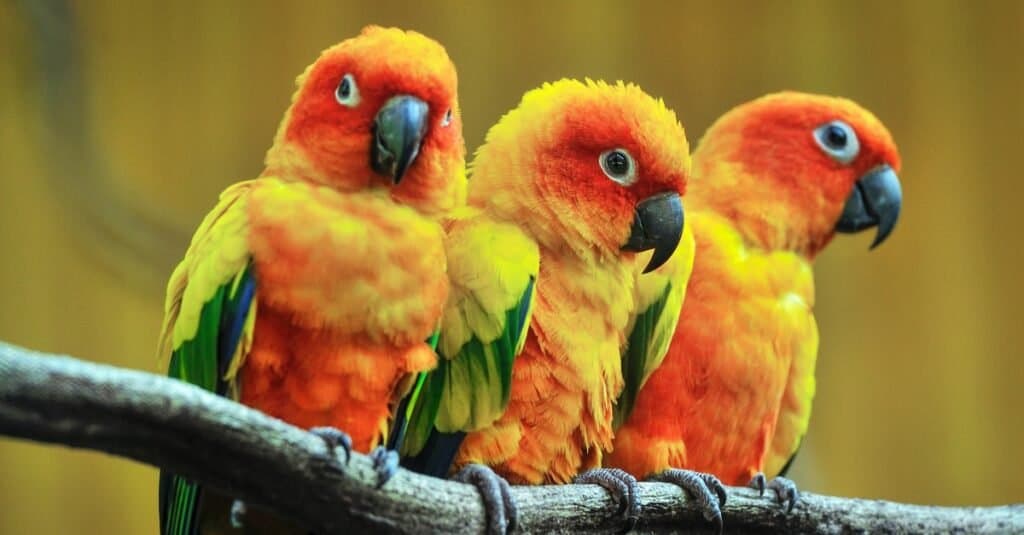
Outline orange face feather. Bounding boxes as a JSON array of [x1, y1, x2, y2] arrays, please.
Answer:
[[267, 25, 466, 215], [692, 91, 901, 256], [470, 79, 689, 258]]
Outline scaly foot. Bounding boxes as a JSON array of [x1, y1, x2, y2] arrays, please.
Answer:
[[651, 468, 727, 535], [309, 426, 353, 467], [573, 468, 641, 533], [229, 499, 247, 529], [748, 473, 799, 513], [370, 446, 400, 488], [453, 464, 518, 535]]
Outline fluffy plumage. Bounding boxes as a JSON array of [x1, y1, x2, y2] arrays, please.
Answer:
[[395, 207, 539, 479], [450, 79, 693, 484], [158, 26, 465, 534], [607, 92, 902, 484]]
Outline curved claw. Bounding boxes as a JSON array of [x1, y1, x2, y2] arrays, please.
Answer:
[[573, 468, 641, 533], [309, 426, 353, 466], [650, 468, 726, 535], [706, 474, 728, 508], [767, 476, 800, 513], [229, 499, 247, 529], [748, 472, 767, 497], [370, 446, 400, 488], [453, 464, 518, 535]]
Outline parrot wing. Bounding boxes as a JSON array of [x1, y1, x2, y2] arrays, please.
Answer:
[[157, 181, 258, 535], [763, 294, 818, 478], [397, 212, 539, 477], [614, 226, 695, 429]]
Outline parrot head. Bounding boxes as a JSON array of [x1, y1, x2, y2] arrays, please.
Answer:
[[691, 91, 902, 256], [266, 25, 466, 215], [470, 79, 690, 273]]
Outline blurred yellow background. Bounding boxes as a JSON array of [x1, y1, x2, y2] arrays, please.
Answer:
[[1, 0, 1022, 532]]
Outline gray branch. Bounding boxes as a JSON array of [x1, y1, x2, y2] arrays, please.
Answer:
[[0, 341, 1019, 534]]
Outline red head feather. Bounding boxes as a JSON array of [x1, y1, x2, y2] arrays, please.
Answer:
[[266, 26, 466, 216], [691, 91, 902, 256], [470, 79, 690, 259]]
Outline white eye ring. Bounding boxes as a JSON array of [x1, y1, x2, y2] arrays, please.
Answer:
[[441, 108, 453, 127], [813, 120, 860, 164], [335, 73, 360, 107], [599, 148, 637, 186]]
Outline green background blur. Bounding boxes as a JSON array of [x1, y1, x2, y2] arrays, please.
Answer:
[[1, 0, 1022, 533]]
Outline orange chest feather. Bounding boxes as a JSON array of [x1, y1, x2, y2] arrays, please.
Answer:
[[239, 300, 436, 453], [236, 179, 446, 451], [245, 179, 449, 346], [617, 215, 815, 483]]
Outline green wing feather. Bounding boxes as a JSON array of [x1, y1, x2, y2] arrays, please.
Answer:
[[400, 277, 534, 458], [160, 264, 256, 535], [384, 329, 441, 453], [396, 214, 539, 476], [614, 274, 685, 429], [157, 182, 256, 535]]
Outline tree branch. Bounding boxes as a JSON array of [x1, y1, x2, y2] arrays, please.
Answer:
[[0, 341, 1019, 534]]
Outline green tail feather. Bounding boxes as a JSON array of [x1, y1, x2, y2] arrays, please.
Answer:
[[160, 264, 255, 535]]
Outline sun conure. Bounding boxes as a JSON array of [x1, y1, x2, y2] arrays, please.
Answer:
[[156, 26, 466, 535], [401, 79, 695, 531], [606, 91, 903, 512]]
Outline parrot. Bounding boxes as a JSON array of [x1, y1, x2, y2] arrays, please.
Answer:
[[156, 26, 467, 535], [606, 91, 903, 515], [398, 78, 721, 532]]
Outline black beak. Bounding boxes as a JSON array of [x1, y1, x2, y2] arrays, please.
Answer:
[[622, 192, 685, 273], [370, 95, 429, 184], [835, 164, 902, 249]]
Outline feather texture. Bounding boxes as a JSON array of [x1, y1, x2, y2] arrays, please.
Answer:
[[155, 26, 466, 534], [606, 92, 900, 485], [606, 212, 817, 483], [449, 79, 693, 484], [158, 184, 257, 535], [399, 209, 538, 476], [615, 225, 694, 429]]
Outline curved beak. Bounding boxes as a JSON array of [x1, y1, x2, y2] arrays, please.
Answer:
[[370, 95, 429, 184], [621, 192, 685, 273], [835, 164, 902, 249]]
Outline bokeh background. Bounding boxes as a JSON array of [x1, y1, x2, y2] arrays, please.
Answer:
[[1, 0, 1022, 532]]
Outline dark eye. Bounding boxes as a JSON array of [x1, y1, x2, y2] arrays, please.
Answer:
[[335, 73, 360, 107], [813, 120, 859, 164], [441, 108, 453, 127], [599, 148, 637, 186], [824, 125, 847, 148]]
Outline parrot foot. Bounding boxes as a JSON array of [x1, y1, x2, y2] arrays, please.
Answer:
[[229, 499, 247, 529], [452, 464, 518, 535], [749, 472, 766, 496], [749, 473, 799, 513], [573, 468, 641, 533], [370, 446, 400, 488], [650, 469, 726, 535], [310, 426, 353, 466]]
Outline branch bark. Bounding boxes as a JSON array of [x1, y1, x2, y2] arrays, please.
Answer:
[[0, 341, 1019, 534]]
